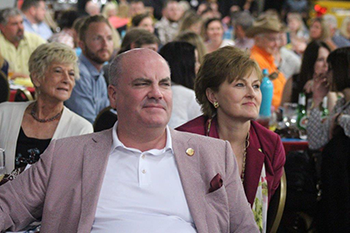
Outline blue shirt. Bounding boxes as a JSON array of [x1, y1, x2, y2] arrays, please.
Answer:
[[333, 32, 350, 48], [65, 54, 110, 124], [23, 16, 52, 40]]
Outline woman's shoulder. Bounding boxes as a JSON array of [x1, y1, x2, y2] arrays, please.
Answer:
[[176, 115, 207, 135], [0, 101, 31, 112], [251, 120, 281, 142], [62, 106, 93, 131]]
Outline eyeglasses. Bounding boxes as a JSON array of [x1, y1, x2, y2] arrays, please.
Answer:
[[269, 70, 280, 80]]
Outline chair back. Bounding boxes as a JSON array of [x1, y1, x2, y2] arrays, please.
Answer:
[[93, 106, 118, 132], [14, 88, 34, 102], [267, 168, 287, 233], [0, 71, 9, 103]]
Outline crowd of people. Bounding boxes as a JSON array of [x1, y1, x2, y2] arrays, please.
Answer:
[[0, 0, 349, 232]]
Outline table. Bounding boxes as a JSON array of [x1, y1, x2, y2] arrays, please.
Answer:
[[281, 138, 309, 154]]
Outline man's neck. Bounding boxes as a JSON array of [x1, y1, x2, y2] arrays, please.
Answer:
[[117, 124, 168, 152], [2, 34, 21, 49], [24, 13, 37, 25], [83, 54, 103, 72]]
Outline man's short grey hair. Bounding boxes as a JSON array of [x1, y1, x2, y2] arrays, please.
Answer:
[[235, 11, 254, 31], [323, 14, 338, 29], [0, 8, 22, 25]]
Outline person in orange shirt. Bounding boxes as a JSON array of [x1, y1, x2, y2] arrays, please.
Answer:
[[246, 15, 286, 109]]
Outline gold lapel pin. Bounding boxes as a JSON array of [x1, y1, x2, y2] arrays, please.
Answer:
[[258, 148, 262, 152], [186, 148, 195, 156]]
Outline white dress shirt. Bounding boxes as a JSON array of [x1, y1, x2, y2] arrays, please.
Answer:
[[91, 123, 196, 232]]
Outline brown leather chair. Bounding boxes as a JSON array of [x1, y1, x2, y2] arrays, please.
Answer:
[[93, 106, 118, 132], [267, 169, 287, 233], [0, 70, 9, 103]]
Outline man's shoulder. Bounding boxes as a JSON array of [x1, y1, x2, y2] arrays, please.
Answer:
[[23, 31, 46, 45], [53, 128, 111, 147], [171, 128, 226, 146], [155, 17, 170, 28]]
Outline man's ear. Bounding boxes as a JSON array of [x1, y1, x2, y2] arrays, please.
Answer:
[[108, 84, 118, 109], [206, 87, 217, 105]]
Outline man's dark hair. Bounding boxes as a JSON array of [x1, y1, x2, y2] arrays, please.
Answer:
[[21, 0, 43, 12], [118, 28, 159, 54], [79, 15, 111, 42]]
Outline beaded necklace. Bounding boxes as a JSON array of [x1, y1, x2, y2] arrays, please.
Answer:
[[206, 118, 250, 183], [31, 102, 63, 123]]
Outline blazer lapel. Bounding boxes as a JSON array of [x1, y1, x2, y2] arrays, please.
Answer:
[[243, 127, 265, 205], [171, 130, 209, 233], [77, 129, 113, 232]]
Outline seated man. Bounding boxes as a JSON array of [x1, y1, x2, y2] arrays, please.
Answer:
[[0, 8, 46, 78], [247, 15, 287, 109], [21, 0, 53, 40], [0, 49, 259, 232], [155, 0, 182, 44], [65, 15, 112, 123]]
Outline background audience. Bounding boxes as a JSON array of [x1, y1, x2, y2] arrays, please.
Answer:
[[0, 8, 45, 79], [281, 40, 336, 110], [307, 47, 350, 233], [175, 31, 207, 64], [203, 17, 234, 53], [159, 41, 202, 128], [21, 0, 52, 40]]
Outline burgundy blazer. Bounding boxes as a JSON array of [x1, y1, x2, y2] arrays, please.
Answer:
[[177, 115, 286, 205]]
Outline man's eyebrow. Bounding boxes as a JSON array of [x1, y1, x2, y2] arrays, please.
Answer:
[[159, 77, 171, 82], [131, 78, 152, 83]]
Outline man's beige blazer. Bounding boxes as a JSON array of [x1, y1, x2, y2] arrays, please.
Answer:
[[0, 129, 258, 232]]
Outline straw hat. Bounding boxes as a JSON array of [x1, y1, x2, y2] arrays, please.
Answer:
[[246, 15, 284, 38]]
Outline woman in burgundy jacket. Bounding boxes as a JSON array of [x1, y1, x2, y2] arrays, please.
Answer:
[[177, 46, 285, 232]]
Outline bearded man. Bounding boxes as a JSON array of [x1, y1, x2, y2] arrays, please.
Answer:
[[65, 15, 113, 123]]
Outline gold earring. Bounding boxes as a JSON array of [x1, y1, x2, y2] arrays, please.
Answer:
[[213, 101, 219, 108]]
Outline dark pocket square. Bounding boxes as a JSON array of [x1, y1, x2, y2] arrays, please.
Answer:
[[209, 173, 223, 193]]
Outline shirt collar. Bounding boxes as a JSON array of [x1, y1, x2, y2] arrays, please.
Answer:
[[252, 45, 274, 63], [79, 53, 104, 78], [111, 121, 173, 155]]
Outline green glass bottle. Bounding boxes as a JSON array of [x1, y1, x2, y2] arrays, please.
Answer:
[[297, 93, 307, 131], [322, 97, 329, 116]]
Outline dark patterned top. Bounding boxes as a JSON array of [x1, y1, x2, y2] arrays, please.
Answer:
[[15, 127, 51, 169]]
